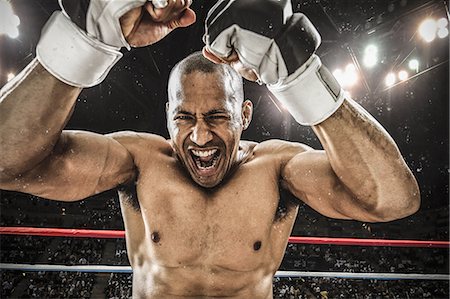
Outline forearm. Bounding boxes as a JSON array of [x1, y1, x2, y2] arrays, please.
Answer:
[[0, 59, 81, 176], [313, 98, 420, 219]]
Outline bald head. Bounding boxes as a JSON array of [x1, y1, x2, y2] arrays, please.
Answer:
[[167, 51, 244, 105]]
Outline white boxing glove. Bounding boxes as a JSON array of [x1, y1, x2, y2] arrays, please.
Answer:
[[36, 0, 147, 88], [204, 0, 345, 126]]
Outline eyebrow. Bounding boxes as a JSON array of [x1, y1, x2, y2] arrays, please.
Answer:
[[175, 109, 194, 115], [204, 109, 228, 116], [175, 109, 228, 116]]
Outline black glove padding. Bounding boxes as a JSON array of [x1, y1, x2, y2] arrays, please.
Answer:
[[204, 0, 321, 84], [204, 0, 345, 126]]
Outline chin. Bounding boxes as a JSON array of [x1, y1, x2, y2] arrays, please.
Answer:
[[192, 175, 224, 189], [182, 148, 230, 189]]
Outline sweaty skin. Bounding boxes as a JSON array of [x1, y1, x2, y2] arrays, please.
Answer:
[[115, 70, 304, 297], [0, 3, 420, 298], [0, 62, 419, 298]]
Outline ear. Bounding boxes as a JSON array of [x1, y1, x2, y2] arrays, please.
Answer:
[[165, 102, 170, 112], [241, 100, 253, 130]]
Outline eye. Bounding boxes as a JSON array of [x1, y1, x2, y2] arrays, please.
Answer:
[[174, 115, 194, 121], [206, 115, 230, 121]]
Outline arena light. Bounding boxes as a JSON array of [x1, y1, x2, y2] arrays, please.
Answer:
[[7, 73, 15, 82], [344, 63, 358, 87], [332, 64, 359, 88], [437, 17, 448, 29], [418, 18, 437, 43], [332, 69, 345, 85], [437, 27, 448, 39], [0, 0, 20, 38], [408, 59, 419, 72], [363, 44, 378, 68], [436, 17, 449, 39], [398, 70, 408, 81], [385, 73, 396, 87]]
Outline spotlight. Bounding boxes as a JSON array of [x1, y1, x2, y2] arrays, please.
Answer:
[[344, 63, 358, 87], [408, 59, 419, 72], [437, 17, 448, 29], [0, 0, 21, 38], [332, 65, 358, 88], [363, 45, 378, 67], [385, 73, 396, 87], [419, 19, 437, 43], [437, 27, 448, 39], [7, 73, 15, 82], [398, 70, 408, 81], [8, 27, 19, 39], [365, 45, 378, 54], [345, 63, 356, 72]]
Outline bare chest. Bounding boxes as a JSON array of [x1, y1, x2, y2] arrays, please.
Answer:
[[120, 154, 298, 274]]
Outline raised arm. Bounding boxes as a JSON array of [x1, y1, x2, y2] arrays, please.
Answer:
[[280, 100, 420, 222], [203, 0, 420, 222], [0, 60, 80, 178], [0, 0, 195, 201]]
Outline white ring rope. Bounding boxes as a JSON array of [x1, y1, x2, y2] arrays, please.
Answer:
[[0, 263, 448, 280]]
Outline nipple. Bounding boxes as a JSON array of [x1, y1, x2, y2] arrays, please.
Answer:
[[151, 231, 160, 243], [253, 241, 262, 251]]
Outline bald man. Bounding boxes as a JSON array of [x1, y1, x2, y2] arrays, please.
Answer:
[[0, 0, 419, 298]]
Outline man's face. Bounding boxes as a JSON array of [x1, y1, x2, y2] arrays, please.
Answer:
[[167, 70, 250, 188]]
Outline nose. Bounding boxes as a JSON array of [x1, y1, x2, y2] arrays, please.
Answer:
[[190, 120, 213, 146]]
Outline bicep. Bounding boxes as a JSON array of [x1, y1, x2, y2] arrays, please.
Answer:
[[281, 150, 380, 222], [2, 130, 135, 201]]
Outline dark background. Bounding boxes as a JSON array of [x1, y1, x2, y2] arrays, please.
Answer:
[[0, 0, 448, 241]]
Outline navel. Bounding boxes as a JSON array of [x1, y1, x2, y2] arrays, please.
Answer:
[[253, 241, 262, 251], [151, 231, 160, 243]]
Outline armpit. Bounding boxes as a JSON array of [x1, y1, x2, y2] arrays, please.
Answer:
[[274, 186, 300, 222], [118, 175, 140, 212]]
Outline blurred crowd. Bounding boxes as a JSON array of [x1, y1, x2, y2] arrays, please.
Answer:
[[47, 239, 105, 265], [0, 236, 447, 298], [2, 271, 447, 298], [272, 277, 449, 299], [104, 273, 133, 298], [1, 271, 95, 298], [23, 272, 94, 298], [0, 192, 448, 298], [281, 243, 447, 274]]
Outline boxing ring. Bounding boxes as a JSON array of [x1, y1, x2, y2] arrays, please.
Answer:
[[0, 226, 448, 281]]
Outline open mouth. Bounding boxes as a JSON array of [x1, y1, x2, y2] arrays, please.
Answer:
[[189, 148, 221, 174]]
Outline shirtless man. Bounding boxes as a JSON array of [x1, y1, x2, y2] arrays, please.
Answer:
[[0, 0, 420, 298]]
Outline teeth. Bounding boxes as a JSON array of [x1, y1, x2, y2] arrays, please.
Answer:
[[196, 161, 216, 170], [191, 149, 217, 157], [195, 155, 219, 170]]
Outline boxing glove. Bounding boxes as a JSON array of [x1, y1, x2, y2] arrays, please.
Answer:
[[204, 0, 345, 126], [36, 0, 147, 87]]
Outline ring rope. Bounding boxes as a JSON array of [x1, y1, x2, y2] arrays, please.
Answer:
[[1, 227, 448, 248], [0, 263, 448, 280]]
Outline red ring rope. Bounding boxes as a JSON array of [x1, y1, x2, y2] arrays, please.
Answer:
[[0, 226, 448, 248]]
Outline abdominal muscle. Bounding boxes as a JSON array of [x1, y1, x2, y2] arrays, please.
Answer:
[[119, 197, 281, 299], [119, 192, 288, 299], [131, 260, 275, 298]]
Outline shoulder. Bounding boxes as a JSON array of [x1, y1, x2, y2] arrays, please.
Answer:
[[254, 139, 311, 157], [107, 131, 168, 145], [106, 131, 173, 159], [244, 139, 312, 169]]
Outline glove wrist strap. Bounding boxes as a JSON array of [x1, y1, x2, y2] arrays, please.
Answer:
[[36, 12, 123, 88], [268, 55, 345, 126]]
